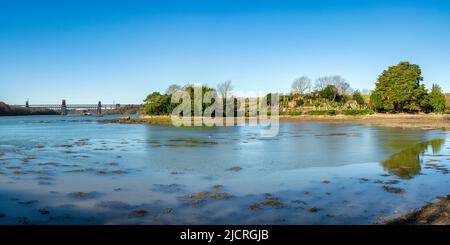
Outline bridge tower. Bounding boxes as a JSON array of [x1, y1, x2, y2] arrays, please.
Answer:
[[25, 100, 29, 108], [97, 101, 102, 115], [61, 99, 67, 116]]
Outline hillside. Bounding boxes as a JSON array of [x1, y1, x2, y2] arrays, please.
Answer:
[[0, 102, 58, 116]]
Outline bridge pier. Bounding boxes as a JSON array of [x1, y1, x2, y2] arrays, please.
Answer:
[[61, 99, 67, 115], [97, 101, 102, 115]]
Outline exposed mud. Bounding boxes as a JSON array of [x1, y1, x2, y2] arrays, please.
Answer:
[[68, 191, 102, 199], [382, 186, 405, 194], [225, 166, 242, 172]]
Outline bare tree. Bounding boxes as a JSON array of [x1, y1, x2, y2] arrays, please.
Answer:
[[331, 76, 352, 95], [166, 84, 182, 95], [314, 75, 352, 95], [217, 80, 233, 99], [361, 89, 371, 95], [314, 76, 333, 91], [291, 76, 312, 95]]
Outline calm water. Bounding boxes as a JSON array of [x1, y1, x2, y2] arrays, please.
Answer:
[[0, 115, 449, 224]]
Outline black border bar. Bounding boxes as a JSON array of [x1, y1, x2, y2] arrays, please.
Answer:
[[0, 225, 449, 243]]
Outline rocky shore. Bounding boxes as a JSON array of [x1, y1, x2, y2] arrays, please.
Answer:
[[385, 195, 450, 225], [100, 116, 172, 125]]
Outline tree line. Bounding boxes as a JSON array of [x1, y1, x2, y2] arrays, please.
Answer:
[[144, 83, 228, 115], [144, 61, 447, 115], [289, 62, 447, 113]]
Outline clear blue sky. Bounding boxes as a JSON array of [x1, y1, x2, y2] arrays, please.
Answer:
[[1, 0, 450, 104]]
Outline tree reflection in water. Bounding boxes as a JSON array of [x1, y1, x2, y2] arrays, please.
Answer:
[[382, 139, 445, 179]]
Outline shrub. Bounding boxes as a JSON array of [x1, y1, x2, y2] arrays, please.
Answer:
[[341, 109, 374, 116], [308, 109, 336, 116], [281, 110, 302, 116]]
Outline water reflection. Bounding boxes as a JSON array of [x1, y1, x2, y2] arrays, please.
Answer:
[[382, 139, 445, 179]]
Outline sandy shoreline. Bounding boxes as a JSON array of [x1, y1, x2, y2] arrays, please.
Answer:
[[280, 114, 450, 130], [102, 113, 450, 131]]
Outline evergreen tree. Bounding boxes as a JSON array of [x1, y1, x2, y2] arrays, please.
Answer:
[[370, 62, 428, 112], [428, 84, 447, 113], [352, 90, 365, 105]]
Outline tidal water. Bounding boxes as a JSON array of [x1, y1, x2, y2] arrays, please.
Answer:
[[0, 115, 449, 224]]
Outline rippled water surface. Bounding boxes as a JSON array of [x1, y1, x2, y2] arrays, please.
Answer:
[[0, 115, 449, 224]]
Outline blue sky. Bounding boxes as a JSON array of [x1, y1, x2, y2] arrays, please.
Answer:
[[1, 0, 450, 104]]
